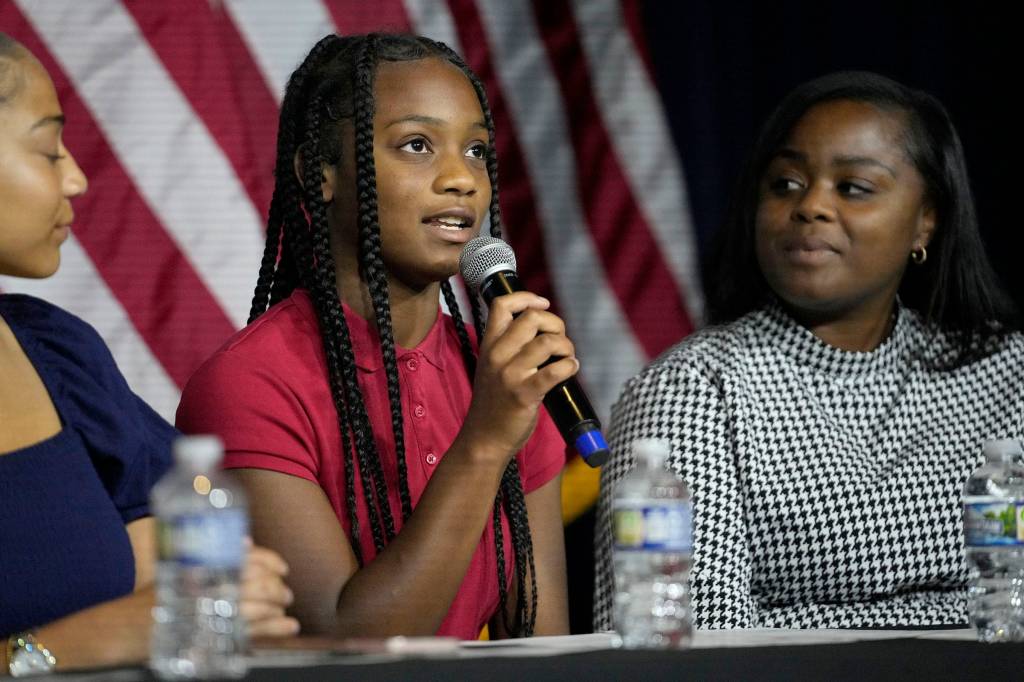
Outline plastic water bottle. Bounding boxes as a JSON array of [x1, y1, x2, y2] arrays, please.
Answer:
[[150, 436, 249, 679], [611, 438, 693, 648], [963, 438, 1024, 643]]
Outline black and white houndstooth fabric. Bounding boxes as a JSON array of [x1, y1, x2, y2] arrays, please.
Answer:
[[594, 302, 1024, 630]]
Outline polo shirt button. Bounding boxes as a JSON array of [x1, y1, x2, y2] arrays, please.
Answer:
[[406, 357, 419, 371], [425, 452, 438, 465], [414, 404, 426, 418]]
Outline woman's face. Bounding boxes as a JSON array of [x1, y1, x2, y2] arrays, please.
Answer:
[[0, 53, 87, 279], [754, 99, 934, 322], [324, 57, 492, 293]]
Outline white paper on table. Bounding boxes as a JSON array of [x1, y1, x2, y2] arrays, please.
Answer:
[[457, 629, 977, 658], [458, 633, 619, 657], [691, 628, 976, 648]]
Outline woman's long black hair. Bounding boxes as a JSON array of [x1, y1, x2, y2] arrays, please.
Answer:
[[705, 70, 1017, 364], [248, 34, 536, 637]]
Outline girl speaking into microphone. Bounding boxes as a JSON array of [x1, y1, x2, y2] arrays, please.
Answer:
[[177, 34, 573, 639]]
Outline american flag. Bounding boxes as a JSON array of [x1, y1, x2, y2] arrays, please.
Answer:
[[0, 0, 701, 516]]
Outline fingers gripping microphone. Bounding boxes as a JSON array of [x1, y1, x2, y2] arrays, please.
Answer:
[[460, 235, 610, 468]]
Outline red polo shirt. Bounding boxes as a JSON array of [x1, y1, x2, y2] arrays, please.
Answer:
[[176, 289, 564, 639]]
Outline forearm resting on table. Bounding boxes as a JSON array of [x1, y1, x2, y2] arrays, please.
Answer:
[[31, 588, 155, 672], [247, 440, 509, 638], [336, 447, 507, 636]]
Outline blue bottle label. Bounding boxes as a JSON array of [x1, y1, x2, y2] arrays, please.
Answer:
[[963, 499, 1024, 546], [613, 501, 692, 552], [158, 510, 248, 568]]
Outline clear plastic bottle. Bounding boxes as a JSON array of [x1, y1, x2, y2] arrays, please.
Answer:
[[963, 438, 1024, 643], [611, 438, 693, 649], [150, 436, 249, 679]]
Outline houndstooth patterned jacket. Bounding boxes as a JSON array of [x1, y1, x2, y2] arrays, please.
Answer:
[[593, 302, 1024, 630]]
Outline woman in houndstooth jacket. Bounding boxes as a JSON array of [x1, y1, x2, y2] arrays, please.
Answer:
[[594, 71, 1023, 631]]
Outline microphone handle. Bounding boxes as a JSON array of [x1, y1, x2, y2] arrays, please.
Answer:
[[478, 270, 609, 467]]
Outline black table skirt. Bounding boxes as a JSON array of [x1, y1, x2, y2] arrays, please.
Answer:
[[56, 638, 1024, 682]]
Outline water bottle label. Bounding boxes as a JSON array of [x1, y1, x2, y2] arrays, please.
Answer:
[[158, 510, 248, 568], [963, 500, 1024, 546], [613, 501, 692, 552]]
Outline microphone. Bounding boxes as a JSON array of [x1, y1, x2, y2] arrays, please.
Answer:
[[460, 235, 610, 468]]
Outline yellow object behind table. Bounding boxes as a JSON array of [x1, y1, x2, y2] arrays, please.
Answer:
[[561, 457, 601, 524]]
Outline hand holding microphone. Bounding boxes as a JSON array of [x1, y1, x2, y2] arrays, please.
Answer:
[[460, 236, 610, 467]]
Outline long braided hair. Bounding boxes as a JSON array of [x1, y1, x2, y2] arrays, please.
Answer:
[[249, 33, 537, 637]]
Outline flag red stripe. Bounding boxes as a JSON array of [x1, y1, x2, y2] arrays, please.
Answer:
[[445, 0, 558, 305], [2, 3, 237, 388], [532, 0, 694, 356], [323, 0, 411, 34], [124, 0, 280, 219]]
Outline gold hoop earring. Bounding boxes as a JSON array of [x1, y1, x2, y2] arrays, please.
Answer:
[[910, 246, 927, 265]]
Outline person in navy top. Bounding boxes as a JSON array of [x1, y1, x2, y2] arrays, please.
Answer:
[[0, 32, 297, 674], [0, 295, 176, 633]]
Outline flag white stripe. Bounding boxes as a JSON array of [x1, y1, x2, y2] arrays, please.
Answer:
[[571, 0, 704, 323], [403, 0, 463, 52], [17, 0, 265, 329], [475, 0, 646, 418], [0, 238, 180, 421], [224, 0, 336, 103]]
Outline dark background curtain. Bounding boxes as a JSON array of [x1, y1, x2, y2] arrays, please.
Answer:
[[647, 0, 1012, 292]]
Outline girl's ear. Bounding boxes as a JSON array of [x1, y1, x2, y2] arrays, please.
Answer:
[[293, 150, 336, 203]]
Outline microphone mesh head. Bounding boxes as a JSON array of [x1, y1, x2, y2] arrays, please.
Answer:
[[460, 235, 517, 291]]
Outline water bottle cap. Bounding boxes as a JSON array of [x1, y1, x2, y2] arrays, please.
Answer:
[[173, 435, 224, 470], [982, 438, 1023, 461], [633, 438, 670, 469]]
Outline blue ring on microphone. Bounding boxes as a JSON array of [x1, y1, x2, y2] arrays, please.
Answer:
[[575, 429, 609, 464]]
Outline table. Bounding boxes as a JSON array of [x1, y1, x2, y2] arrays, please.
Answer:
[[46, 630, 1024, 681]]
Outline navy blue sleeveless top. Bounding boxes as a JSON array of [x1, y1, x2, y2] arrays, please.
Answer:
[[0, 294, 176, 634]]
